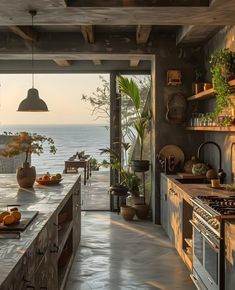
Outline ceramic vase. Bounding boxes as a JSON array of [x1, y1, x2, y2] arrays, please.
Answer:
[[16, 162, 36, 188]]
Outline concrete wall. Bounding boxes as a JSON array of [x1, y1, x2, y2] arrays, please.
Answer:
[[153, 35, 205, 223], [202, 26, 235, 183]]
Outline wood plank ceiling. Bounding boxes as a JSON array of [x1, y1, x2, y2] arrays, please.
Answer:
[[0, 0, 233, 70]]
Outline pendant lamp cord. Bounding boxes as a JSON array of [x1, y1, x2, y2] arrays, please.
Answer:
[[30, 10, 36, 89]]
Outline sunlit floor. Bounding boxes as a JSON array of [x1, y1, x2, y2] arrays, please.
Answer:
[[65, 212, 195, 290], [80, 170, 110, 211]]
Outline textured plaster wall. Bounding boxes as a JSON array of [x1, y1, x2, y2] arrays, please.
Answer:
[[203, 26, 235, 183], [153, 35, 205, 223]]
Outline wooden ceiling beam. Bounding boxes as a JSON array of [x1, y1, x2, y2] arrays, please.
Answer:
[[81, 25, 94, 43], [136, 25, 152, 45], [53, 59, 72, 66], [130, 59, 140, 67], [176, 25, 222, 44], [67, 0, 209, 7], [93, 60, 101, 65], [9, 26, 33, 43]]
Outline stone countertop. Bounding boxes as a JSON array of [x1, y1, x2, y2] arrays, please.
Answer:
[[0, 174, 80, 287], [161, 173, 235, 201]]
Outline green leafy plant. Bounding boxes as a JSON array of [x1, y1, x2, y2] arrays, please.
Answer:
[[117, 76, 152, 160], [99, 142, 141, 195], [0, 132, 56, 163], [204, 48, 235, 126], [90, 158, 100, 171]]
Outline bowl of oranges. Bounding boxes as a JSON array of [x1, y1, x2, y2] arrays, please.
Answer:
[[0, 207, 21, 226], [36, 172, 62, 185]]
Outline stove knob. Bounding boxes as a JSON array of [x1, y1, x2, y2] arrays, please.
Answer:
[[205, 214, 210, 221], [214, 223, 219, 229]]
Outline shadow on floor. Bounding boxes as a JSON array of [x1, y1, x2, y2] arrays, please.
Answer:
[[66, 212, 196, 290]]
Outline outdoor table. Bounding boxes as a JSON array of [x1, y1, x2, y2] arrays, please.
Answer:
[[64, 158, 91, 185]]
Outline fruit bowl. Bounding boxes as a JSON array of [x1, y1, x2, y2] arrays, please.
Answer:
[[36, 178, 63, 185]]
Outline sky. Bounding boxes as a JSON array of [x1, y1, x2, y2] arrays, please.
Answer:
[[0, 73, 109, 125]]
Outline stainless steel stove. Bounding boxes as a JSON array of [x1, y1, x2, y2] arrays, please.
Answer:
[[190, 195, 235, 290]]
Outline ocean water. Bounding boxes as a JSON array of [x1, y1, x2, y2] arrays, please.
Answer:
[[0, 124, 109, 174]]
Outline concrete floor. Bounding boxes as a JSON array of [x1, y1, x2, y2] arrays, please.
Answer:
[[65, 212, 196, 290], [80, 170, 110, 211]]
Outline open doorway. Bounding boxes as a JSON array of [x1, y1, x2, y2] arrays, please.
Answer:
[[0, 73, 111, 210]]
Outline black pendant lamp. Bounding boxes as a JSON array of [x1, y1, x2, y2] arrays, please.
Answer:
[[17, 10, 48, 112]]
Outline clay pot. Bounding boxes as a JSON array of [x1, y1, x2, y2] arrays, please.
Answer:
[[133, 204, 149, 219], [16, 162, 36, 188], [120, 206, 135, 221], [192, 83, 204, 95], [126, 195, 145, 207], [203, 83, 213, 91]]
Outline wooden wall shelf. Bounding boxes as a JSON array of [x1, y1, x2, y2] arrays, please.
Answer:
[[187, 79, 235, 101], [186, 126, 235, 132]]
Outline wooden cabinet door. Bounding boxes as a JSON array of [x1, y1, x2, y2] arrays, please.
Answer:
[[73, 177, 81, 250], [160, 174, 169, 234], [225, 221, 235, 290], [168, 182, 183, 253]]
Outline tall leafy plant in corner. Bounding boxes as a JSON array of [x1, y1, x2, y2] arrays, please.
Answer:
[[117, 76, 151, 162], [205, 48, 235, 125]]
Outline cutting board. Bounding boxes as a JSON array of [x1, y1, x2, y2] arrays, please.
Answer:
[[177, 172, 207, 179], [0, 211, 38, 231]]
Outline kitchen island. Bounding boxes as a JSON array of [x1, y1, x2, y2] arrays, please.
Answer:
[[0, 174, 81, 290]]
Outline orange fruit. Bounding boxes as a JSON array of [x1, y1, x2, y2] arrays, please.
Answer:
[[11, 211, 21, 222], [0, 211, 10, 222], [3, 214, 15, 225], [43, 175, 50, 181], [50, 175, 57, 181]]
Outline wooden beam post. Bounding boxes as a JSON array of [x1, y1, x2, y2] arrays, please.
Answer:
[[81, 25, 94, 43], [130, 59, 140, 67], [93, 60, 102, 65], [53, 59, 72, 66], [136, 25, 152, 45]]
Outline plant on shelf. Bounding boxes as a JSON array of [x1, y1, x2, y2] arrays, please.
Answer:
[[192, 67, 206, 94], [117, 75, 152, 172], [0, 132, 56, 188], [203, 48, 235, 126]]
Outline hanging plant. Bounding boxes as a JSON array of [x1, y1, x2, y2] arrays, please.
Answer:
[[204, 48, 235, 126]]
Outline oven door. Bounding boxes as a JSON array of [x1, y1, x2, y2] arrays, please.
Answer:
[[191, 219, 220, 290]]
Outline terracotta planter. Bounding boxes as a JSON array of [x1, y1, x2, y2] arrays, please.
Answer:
[[133, 204, 149, 219], [131, 160, 150, 172], [16, 162, 36, 188], [203, 83, 213, 91], [192, 83, 204, 95], [126, 195, 145, 207], [120, 206, 135, 221]]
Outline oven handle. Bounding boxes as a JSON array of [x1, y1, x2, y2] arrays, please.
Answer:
[[189, 220, 219, 251], [190, 274, 202, 290]]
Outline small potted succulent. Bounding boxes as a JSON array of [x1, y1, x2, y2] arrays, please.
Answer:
[[0, 132, 56, 188]]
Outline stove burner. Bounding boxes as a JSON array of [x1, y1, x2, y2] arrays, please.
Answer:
[[197, 195, 235, 215]]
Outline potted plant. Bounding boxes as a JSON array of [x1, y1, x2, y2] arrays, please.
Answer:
[[117, 75, 152, 172], [0, 132, 56, 188], [122, 171, 144, 206], [100, 142, 138, 220], [204, 48, 235, 126], [192, 67, 205, 94]]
